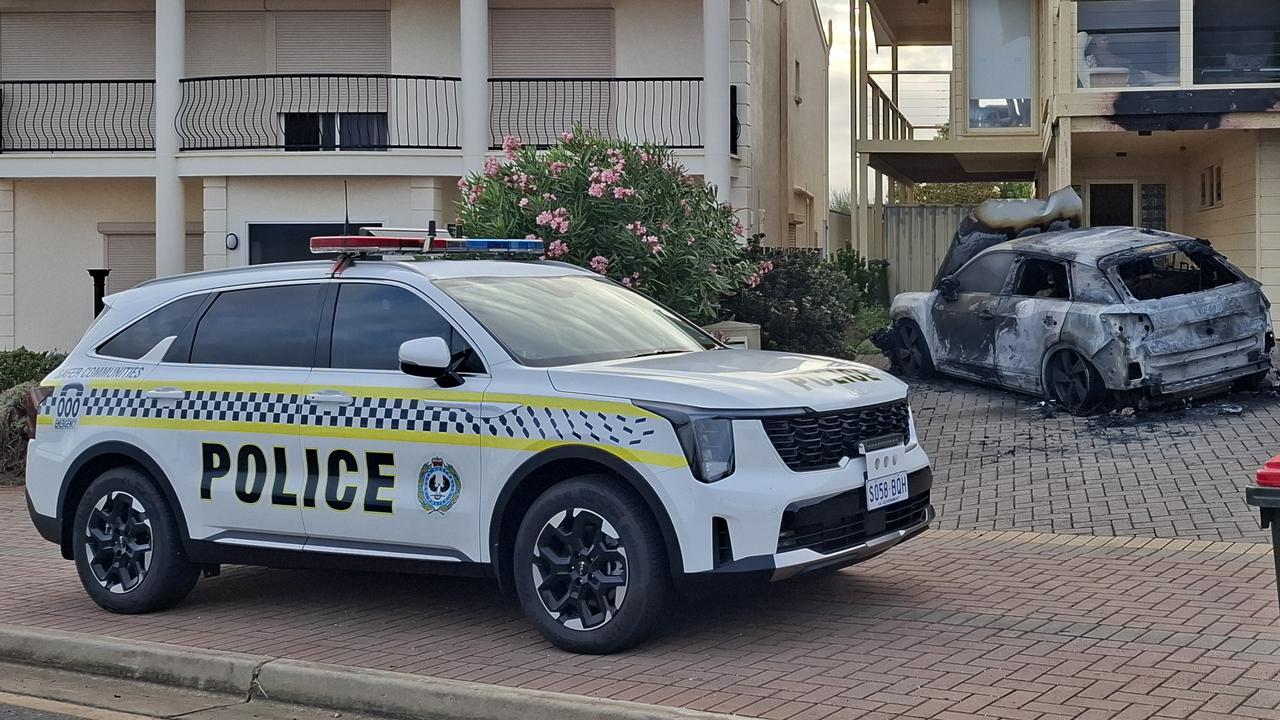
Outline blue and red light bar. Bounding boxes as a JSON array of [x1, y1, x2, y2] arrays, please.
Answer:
[[309, 234, 544, 255]]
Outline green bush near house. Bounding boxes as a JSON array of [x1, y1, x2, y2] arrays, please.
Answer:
[[0, 348, 65, 485]]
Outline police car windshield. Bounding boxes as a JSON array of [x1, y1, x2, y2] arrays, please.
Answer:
[[436, 275, 717, 367]]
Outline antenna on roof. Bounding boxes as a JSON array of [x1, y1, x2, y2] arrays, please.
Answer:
[[342, 180, 351, 236]]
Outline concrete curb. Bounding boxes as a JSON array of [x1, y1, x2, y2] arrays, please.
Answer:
[[0, 624, 742, 720]]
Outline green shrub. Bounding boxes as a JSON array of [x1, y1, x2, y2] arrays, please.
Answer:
[[723, 247, 858, 357], [0, 380, 34, 484], [456, 126, 757, 323], [0, 347, 65, 390], [830, 248, 889, 310]]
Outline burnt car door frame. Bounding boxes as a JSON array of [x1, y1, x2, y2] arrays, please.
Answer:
[[930, 250, 1017, 382], [993, 254, 1073, 394]]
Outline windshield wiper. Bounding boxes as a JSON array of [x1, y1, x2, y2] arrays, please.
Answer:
[[625, 349, 690, 359]]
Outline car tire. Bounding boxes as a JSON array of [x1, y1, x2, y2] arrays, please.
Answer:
[[513, 475, 671, 654], [893, 320, 935, 379], [71, 466, 200, 614], [1046, 350, 1107, 415]]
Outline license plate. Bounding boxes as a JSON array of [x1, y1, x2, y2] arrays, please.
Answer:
[[863, 444, 909, 511]]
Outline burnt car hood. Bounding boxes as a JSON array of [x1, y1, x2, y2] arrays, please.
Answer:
[[934, 187, 1084, 286], [548, 350, 907, 412]]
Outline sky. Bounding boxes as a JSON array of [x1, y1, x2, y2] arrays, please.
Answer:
[[818, 1, 952, 198]]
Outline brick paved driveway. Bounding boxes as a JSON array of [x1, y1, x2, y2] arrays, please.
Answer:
[[1, 488, 1276, 720], [3, 377, 1279, 719], [909, 377, 1280, 542]]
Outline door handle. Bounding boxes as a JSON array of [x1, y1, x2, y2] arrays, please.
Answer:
[[143, 388, 186, 401], [306, 390, 355, 406]]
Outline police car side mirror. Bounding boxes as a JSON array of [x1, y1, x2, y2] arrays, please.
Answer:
[[399, 337, 453, 380]]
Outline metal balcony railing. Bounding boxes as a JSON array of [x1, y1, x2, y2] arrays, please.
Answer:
[[489, 77, 706, 148], [177, 74, 461, 151], [0, 80, 155, 151]]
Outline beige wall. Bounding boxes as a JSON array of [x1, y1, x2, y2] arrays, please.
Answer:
[[1256, 131, 1280, 314], [785, 0, 828, 248], [1179, 132, 1258, 274], [13, 179, 202, 351]]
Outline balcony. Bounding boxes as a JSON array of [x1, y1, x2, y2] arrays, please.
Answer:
[[177, 74, 461, 151], [0, 80, 155, 152], [488, 77, 706, 149]]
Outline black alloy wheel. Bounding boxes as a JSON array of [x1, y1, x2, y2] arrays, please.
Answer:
[[84, 491, 153, 594], [1048, 350, 1105, 415], [895, 320, 934, 378], [532, 508, 628, 631]]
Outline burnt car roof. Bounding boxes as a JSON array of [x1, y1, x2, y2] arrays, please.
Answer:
[[974, 226, 1197, 267]]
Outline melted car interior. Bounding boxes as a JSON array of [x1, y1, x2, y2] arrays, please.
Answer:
[[1115, 246, 1240, 300]]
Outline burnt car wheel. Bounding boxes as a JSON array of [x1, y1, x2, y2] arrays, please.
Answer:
[[1047, 350, 1106, 415], [894, 320, 935, 378]]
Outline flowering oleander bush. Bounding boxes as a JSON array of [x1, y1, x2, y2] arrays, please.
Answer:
[[456, 127, 766, 323]]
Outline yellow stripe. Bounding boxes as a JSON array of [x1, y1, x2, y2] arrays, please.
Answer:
[[80, 379, 656, 419], [78, 415, 686, 468], [36, 416, 51, 426]]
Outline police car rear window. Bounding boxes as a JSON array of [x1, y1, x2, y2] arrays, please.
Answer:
[[191, 284, 323, 367], [97, 295, 206, 360]]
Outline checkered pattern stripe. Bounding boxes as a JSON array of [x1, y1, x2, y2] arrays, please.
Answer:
[[41, 387, 659, 450]]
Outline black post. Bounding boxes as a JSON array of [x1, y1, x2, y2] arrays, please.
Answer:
[[88, 268, 110, 317]]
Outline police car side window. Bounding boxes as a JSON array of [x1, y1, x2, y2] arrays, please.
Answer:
[[97, 295, 207, 360], [190, 284, 324, 368], [330, 283, 478, 372]]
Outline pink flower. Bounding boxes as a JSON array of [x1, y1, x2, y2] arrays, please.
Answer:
[[660, 222, 670, 231], [758, 260, 775, 274], [547, 239, 569, 259], [548, 161, 567, 176], [467, 190, 480, 204], [483, 157, 502, 177], [589, 255, 609, 273], [588, 183, 606, 198], [642, 235, 662, 254], [537, 207, 571, 234], [746, 274, 762, 288], [542, 192, 558, 201], [457, 178, 469, 191], [625, 221, 647, 237], [709, 263, 719, 274], [501, 134, 522, 159], [612, 186, 635, 200], [560, 130, 575, 143], [621, 276, 634, 288], [640, 151, 655, 163], [734, 221, 746, 237], [598, 168, 620, 185], [525, 233, 540, 240], [536, 210, 554, 226], [518, 197, 530, 208], [687, 236, 695, 245]]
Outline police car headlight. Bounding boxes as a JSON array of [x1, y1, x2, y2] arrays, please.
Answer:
[[635, 402, 737, 483]]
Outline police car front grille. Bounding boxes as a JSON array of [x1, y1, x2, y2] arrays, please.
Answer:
[[761, 401, 910, 472], [776, 488, 930, 555]]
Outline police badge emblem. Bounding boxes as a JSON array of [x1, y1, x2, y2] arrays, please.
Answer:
[[418, 457, 461, 514]]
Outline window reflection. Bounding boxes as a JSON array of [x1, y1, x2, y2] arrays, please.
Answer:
[[1076, 0, 1179, 89]]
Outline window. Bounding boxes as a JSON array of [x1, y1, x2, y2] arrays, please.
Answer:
[[190, 284, 323, 367], [1012, 259, 1070, 299], [955, 252, 1017, 295], [97, 295, 206, 360], [968, 0, 1033, 128], [282, 112, 388, 151], [1195, 1, 1280, 85], [1114, 245, 1240, 300], [1141, 184, 1168, 230], [330, 283, 481, 372], [1076, 0, 1180, 89], [437, 275, 716, 367], [1199, 165, 1223, 210]]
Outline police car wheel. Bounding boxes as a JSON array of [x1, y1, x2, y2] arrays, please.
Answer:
[[72, 467, 200, 614], [514, 476, 670, 654]]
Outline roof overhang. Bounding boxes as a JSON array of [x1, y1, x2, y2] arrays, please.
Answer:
[[869, 0, 953, 47], [862, 138, 1041, 183]]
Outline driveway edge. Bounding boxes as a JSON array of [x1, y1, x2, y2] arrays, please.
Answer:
[[0, 623, 739, 720]]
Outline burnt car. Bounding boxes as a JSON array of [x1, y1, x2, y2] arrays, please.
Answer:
[[879, 190, 1273, 414]]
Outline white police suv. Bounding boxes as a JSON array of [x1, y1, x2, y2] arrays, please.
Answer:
[[25, 232, 933, 654]]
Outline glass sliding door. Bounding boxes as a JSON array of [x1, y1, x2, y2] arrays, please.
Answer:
[[1195, 1, 1280, 84], [968, 0, 1034, 129], [1075, 0, 1180, 89]]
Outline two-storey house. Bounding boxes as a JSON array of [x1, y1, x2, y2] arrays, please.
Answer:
[[0, 0, 830, 351], [853, 0, 1280, 312]]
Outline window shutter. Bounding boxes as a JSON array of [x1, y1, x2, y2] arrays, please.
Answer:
[[0, 13, 155, 80], [186, 12, 269, 77], [275, 12, 390, 74], [104, 231, 204, 295], [489, 9, 614, 77]]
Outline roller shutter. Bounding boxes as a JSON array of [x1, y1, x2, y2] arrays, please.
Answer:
[[103, 228, 204, 295], [186, 12, 270, 77], [489, 9, 613, 77], [274, 12, 390, 74], [0, 13, 155, 80]]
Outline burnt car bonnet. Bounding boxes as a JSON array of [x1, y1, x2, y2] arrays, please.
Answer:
[[933, 187, 1084, 287]]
